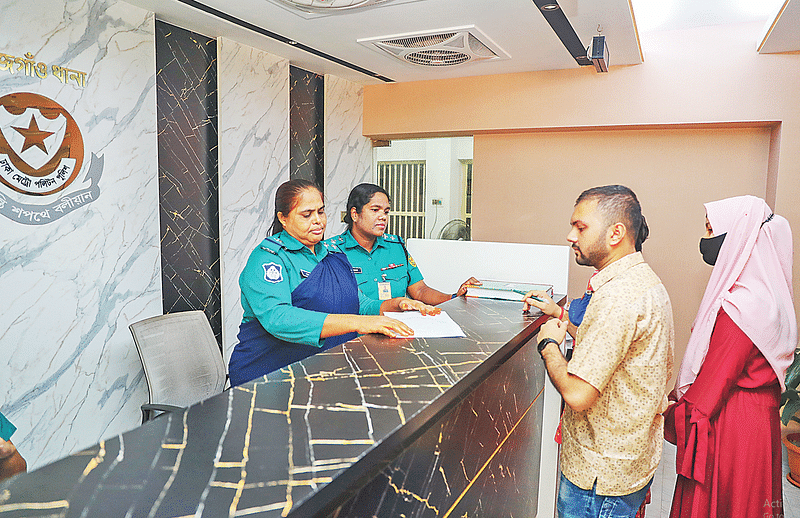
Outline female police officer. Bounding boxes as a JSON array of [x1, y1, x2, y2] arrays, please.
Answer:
[[326, 183, 479, 305], [229, 179, 439, 387]]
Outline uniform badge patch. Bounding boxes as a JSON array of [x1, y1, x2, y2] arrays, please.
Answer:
[[263, 262, 283, 283], [408, 254, 417, 268]]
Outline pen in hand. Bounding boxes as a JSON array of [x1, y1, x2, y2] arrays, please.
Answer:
[[522, 293, 545, 314]]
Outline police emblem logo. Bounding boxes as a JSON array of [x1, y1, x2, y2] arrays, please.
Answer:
[[408, 254, 417, 268], [263, 262, 283, 283], [0, 92, 84, 196]]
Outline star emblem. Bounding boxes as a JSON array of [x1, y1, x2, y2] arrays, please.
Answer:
[[12, 116, 54, 154]]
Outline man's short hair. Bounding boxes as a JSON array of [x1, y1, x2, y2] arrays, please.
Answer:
[[576, 185, 649, 251]]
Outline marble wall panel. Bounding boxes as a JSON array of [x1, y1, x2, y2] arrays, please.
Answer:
[[0, 0, 159, 469], [323, 75, 372, 238], [289, 66, 324, 186], [217, 38, 289, 357], [156, 21, 222, 344]]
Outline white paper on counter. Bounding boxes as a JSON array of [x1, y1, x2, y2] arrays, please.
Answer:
[[383, 310, 466, 338]]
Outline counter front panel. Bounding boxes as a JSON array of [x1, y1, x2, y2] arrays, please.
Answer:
[[0, 296, 557, 517]]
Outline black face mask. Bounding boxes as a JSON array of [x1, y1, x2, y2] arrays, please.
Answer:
[[699, 233, 727, 266]]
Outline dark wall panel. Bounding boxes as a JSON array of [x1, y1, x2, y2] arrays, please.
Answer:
[[326, 336, 545, 517], [155, 20, 221, 346], [290, 66, 324, 190]]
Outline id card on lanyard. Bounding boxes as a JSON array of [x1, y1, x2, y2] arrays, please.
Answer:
[[377, 281, 392, 300]]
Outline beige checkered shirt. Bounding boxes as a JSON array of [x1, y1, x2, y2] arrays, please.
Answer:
[[561, 252, 674, 496]]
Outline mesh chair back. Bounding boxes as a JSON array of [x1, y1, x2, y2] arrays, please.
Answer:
[[130, 310, 227, 410]]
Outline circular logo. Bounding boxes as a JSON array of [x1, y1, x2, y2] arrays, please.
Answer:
[[0, 92, 84, 196]]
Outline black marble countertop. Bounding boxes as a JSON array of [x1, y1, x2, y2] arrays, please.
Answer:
[[0, 296, 559, 517]]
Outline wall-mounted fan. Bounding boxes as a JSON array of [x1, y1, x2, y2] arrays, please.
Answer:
[[437, 219, 470, 240]]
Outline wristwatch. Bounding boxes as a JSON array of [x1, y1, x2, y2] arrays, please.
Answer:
[[537, 337, 559, 357]]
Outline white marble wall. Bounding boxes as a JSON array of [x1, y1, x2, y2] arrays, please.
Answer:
[[0, 0, 158, 469], [324, 75, 373, 238], [217, 38, 290, 359], [0, 3, 369, 472]]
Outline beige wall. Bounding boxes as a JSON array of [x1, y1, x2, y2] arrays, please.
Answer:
[[363, 22, 800, 383], [472, 128, 772, 370]]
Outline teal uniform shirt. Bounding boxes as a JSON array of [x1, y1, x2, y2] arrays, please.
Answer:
[[239, 230, 382, 348], [325, 230, 424, 300], [0, 411, 16, 441]]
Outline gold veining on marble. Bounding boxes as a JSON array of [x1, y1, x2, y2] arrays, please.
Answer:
[[0, 499, 70, 512], [229, 382, 258, 516], [80, 440, 106, 478], [441, 386, 545, 518], [386, 478, 440, 514]]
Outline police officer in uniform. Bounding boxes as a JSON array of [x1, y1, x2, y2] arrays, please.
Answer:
[[229, 179, 439, 387], [327, 183, 479, 305]]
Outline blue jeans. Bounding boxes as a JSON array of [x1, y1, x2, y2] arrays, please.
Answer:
[[557, 472, 652, 518]]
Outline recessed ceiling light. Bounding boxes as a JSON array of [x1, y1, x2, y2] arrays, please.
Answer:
[[541, 3, 560, 11]]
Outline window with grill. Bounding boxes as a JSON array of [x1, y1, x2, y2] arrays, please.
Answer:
[[376, 161, 426, 239]]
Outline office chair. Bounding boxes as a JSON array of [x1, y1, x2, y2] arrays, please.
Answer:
[[130, 310, 228, 423]]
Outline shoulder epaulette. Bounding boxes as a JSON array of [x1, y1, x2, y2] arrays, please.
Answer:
[[323, 235, 346, 247], [324, 241, 343, 253], [260, 236, 284, 254], [383, 233, 409, 259]]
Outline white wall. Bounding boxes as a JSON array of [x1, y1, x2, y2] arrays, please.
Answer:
[[0, 0, 376, 471], [324, 75, 373, 238], [218, 38, 290, 362], [0, 0, 159, 469]]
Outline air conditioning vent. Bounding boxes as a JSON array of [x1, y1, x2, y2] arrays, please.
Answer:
[[271, 0, 395, 13], [359, 26, 509, 67], [406, 49, 470, 67]]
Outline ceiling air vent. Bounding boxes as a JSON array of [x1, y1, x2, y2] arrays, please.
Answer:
[[359, 26, 509, 67], [271, 0, 396, 14]]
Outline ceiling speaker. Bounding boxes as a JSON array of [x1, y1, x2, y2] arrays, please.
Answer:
[[589, 35, 609, 72]]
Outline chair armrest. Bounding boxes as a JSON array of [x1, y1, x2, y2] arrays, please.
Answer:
[[141, 403, 185, 423]]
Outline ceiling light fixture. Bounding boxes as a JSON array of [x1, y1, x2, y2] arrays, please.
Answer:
[[532, 0, 592, 66]]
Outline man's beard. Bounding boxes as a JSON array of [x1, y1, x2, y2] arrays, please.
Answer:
[[573, 241, 607, 268]]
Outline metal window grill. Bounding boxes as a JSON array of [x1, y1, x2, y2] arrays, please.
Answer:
[[377, 161, 426, 239], [463, 161, 473, 235]]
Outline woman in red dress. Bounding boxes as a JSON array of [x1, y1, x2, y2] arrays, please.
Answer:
[[666, 195, 796, 518]]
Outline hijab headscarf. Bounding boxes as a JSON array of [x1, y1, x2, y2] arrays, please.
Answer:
[[675, 195, 797, 399]]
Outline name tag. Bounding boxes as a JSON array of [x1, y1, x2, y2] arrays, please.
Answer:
[[377, 281, 392, 300]]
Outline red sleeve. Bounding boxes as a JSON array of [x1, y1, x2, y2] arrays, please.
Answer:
[[670, 309, 756, 483], [680, 309, 755, 419]]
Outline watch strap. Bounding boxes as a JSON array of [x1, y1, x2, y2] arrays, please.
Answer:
[[537, 337, 559, 355]]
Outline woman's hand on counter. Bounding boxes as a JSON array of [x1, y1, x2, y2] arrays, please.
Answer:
[[398, 297, 441, 316], [357, 315, 415, 338]]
